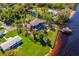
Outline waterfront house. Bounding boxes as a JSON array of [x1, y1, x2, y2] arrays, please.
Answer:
[[27, 18, 47, 30]]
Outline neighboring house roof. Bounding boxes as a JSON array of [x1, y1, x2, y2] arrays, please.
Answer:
[[0, 35, 22, 51], [30, 18, 47, 26]]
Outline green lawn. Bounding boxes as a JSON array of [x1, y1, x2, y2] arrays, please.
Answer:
[[0, 29, 6, 43], [5, 30, 18, 38], [0, 23, 2, 26], [0, 37, 6, 56], [0, 28, 5, 33], [19, 36, 49, 56], [4, 30, 50, 56], [0, 26, 58, 56], [0, 38, 6, 43], [47, 25, 58, 48]]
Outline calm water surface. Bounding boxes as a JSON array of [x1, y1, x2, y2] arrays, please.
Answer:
[[59, 5, 79, 56]]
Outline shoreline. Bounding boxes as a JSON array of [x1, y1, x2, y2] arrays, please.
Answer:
[[46, 26, 63, 56], [46, 10, 76, 56], [69, 11, 76, 19]]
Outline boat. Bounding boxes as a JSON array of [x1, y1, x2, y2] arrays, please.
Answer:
[[58, 27, 72, 34], [61, 27, 72, 34]]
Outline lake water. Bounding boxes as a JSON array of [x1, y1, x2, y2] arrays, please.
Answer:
[[59, 4, 79, 56]]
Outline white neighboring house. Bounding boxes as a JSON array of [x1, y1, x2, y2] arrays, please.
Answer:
[[0, 35, 22, 51], [47, 9, 58, 15]]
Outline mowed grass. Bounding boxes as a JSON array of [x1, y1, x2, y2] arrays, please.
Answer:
[[0, 38, 6, 43], [0, 29, 6, 43], [47, 25, 58, 48], [5, 30, 18, 38], [0, 23, 3, 26], [0, 27, 58, 56], [19, 36, 49, 56], [0, 30, 50, 56]]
